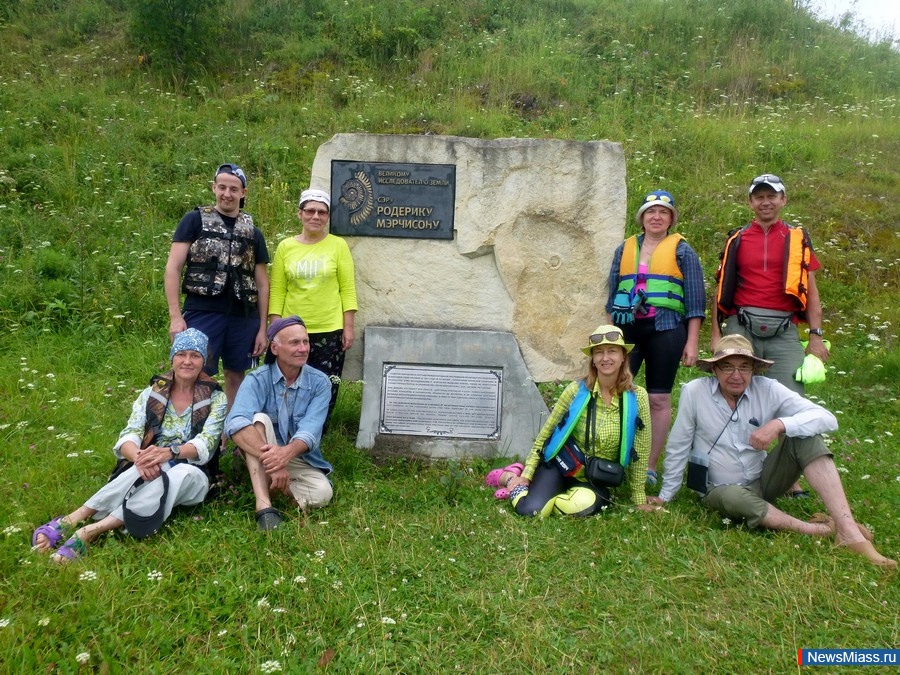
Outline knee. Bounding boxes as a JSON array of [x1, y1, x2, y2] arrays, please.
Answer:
[[555, 485, 610, 517], [224, 369, 245, 391], [704, 485, 766, 526], [514, 493, 544, 517], [292, 477, 333, 510], [302, 483, 333, 510], [648, 393, 671, 412]]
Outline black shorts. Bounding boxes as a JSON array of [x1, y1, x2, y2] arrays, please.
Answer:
[[621, 319, 686, 394]]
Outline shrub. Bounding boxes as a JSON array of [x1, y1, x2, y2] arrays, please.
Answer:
[[127, 0, 223, 78]]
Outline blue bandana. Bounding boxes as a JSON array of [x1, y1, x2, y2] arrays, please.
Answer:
[[171, 328, 209, 364]]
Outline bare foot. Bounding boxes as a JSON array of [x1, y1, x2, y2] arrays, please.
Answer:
[[813, 514, 875, 542], [854, 523, 875, 543], [836, 539, 897, 570], [809, 513, 835, 536]]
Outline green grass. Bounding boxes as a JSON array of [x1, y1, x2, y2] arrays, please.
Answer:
[[0, 0, 899, 670], [0, 331, 897, 671]]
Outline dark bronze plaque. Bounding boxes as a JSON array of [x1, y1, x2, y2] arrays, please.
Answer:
[[380, 364, 501, 439], [330, 160, 455, 239]]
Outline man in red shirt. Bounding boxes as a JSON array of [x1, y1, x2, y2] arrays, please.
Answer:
[[712, 174, 829, 395]]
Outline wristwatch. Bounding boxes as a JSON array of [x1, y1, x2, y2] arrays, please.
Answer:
[[808, 328, 824, 337], [170, 445, 181, 459]]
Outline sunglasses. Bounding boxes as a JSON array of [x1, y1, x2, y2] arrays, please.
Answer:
[[751, 174, 783, 185], [645, 193, 672, 203], [589, 331, 623, 345], [301, 208, 329, 217]]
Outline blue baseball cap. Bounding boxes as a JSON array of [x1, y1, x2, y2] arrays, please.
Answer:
[[215, 163, 247, 187]]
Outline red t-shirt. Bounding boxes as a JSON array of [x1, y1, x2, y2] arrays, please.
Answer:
[[732, 220, 820, 313]]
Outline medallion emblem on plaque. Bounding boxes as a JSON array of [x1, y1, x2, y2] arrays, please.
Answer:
[[339, 171, 374, 226]]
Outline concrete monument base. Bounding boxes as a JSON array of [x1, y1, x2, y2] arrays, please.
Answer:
[[357, 326, 549, 459]]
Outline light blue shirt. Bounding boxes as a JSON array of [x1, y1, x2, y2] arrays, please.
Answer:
[[225, 362, 333, 475], [660, 375, 838, 501]]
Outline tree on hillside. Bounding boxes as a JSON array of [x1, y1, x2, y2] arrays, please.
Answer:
[[128, 0, 223, 77]]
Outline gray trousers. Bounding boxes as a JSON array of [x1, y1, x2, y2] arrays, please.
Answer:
[[84, 463, 209, 528], [702, 435, 831, 528], [724, 315, 805, 394]]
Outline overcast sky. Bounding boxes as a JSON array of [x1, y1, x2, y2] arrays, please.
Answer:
[[807, 0, 900, 42]]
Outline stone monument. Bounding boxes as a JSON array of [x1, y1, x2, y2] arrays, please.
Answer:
[[307, 134, 626, 457], [310, 134, 626, 382]]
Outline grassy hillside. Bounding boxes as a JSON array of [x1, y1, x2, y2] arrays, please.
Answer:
[[0, 0, 898, 671], [0, 0, 897, 340]]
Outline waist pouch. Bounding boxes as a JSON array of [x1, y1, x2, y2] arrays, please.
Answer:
[[738, 307, 793, 339], [584, 456, 625, 488], [552, 438, 586, 477]]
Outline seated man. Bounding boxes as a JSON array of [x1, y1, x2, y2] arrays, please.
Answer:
[[649, 335, 895, 569], [225, 315, 333, 530]]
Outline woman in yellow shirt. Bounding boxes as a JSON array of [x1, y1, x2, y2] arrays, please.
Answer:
[[269, 189, 358, 423]]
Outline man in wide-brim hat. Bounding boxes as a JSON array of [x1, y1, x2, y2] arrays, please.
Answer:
[[649, 335, 895, 569]]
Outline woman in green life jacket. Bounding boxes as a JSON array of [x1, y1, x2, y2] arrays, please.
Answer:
[[605, 190, 706, 487]]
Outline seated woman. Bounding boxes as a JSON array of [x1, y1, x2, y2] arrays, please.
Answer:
[[485, 325, 658, 516], [31, 328, 227, 562]]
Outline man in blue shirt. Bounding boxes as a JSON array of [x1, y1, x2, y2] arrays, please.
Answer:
[[225, 316, 333, 530]]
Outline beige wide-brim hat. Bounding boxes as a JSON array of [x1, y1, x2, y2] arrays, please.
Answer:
[[697, 334, 774, 373], [580, 324, 634, 356]]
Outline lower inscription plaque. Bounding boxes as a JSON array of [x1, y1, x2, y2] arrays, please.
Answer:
[[380, 364, 502, 439]]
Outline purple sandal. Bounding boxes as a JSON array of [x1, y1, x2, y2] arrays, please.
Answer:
[[53, 534, 86, 562], [485, 463, 524, 488], [32, 517, 67, 551]]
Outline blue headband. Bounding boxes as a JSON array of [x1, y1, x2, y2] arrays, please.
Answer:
[[171, 328, 209, 364]]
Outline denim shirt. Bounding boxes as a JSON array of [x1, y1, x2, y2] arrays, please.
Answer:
[[225, 362, 333, 474]]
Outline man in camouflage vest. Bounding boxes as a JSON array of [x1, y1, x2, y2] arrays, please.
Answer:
[[164, 163, 270, 409]]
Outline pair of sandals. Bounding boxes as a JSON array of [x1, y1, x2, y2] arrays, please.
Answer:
[[484, 463, 524, 500], [32, 517, 86, 561]]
